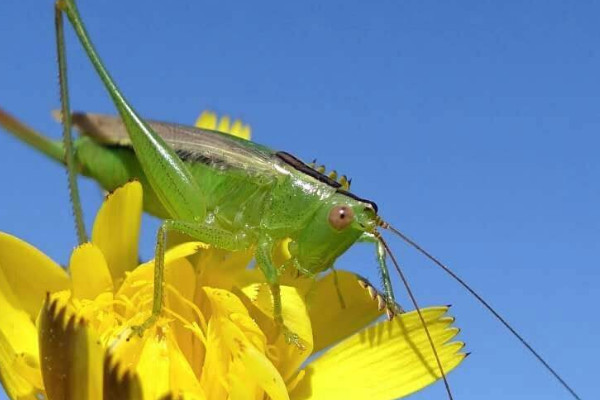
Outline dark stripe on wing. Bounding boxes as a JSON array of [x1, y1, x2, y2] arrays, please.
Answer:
[[276, 151, 341, 188], [175, 149, 230, 170]]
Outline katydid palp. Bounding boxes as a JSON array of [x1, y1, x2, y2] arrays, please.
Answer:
[[0, 0, 584, 399]]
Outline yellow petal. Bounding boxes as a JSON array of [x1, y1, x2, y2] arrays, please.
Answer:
[[163, 255, 203, 377], [117, 241, 207, 300], [222, 318, 289, 400], [242, 284, 313, 381], [225, 120, 251, 141], [140, 241, 208, 271], [199, 317, 228, 399], [135, 328, 205, 400], [291, 307, 466, 400], [230, 119, 243, 137], [195, 110, 252, 140], [202, 316, 289, 400], [200, 289, 284, 399], [217, 115, 231, 133], [0, 232, 69, 319], [308, 271, 383, 353], [177, 393, 207, 400], [0, 331, 41, 399], [240, 124, 251, 140], [195, 247, 255, 291], [92, 181, 143, 287], [38, 297, 104, 400], [69, 243, 113, 300], [195, 111, 217, 130], [0, 266, 42, 398], [115, 241, 203, 309], [203, 287, 267, 354]]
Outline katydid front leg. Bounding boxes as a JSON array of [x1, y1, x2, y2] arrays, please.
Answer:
[[358, 232, 399, 318]]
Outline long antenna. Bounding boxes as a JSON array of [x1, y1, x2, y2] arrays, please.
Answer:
[[382, 222, 582, 400], [376, 233, 454, 400]]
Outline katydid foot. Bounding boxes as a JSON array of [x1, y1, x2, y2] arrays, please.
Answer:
[[128, 314, 158, 340], [283, 327, 306, 351], [274, 317, 306, 351]]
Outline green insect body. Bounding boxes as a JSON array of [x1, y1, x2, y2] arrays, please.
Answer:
[[57, 114, 378, 277], [1, 100, 394, 335]]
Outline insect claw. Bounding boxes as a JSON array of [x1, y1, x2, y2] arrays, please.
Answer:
[[392, 303, 405, 315], [283, 329, 306, 352], [385, 308, 395, 321]]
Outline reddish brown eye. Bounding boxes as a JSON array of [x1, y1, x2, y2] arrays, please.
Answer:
[[328, 205, 354, 230]]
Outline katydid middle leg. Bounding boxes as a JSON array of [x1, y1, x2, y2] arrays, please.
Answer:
[[132, 219, 252, 335]]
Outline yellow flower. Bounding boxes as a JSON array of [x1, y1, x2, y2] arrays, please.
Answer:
[[0, 114, 466, 400], [195, 111, 251, 140]]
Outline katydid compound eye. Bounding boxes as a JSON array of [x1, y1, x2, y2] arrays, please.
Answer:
[[328, 205, 354, 230]]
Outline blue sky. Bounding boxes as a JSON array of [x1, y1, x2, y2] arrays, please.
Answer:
[[0, 1, 598, 399]]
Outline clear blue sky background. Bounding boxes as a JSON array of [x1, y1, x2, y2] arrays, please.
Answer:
[[0, 1, 598, 399]]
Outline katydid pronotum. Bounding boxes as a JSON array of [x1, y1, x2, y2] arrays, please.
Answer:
[[0, 1, 583, 399]]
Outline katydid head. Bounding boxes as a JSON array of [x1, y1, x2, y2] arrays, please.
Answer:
[[290, 193, 379, 273]]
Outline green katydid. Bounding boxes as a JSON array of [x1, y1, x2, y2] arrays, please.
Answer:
[[0, 0, 582, 399]]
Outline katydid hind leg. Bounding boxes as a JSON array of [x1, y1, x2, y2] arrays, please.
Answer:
[[56, 0, 215, 337], [56, 0, 205, 223]]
